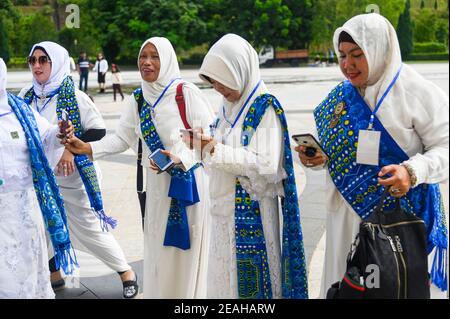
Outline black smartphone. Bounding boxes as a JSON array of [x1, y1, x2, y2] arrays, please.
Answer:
[[149, 148, 175, 172], [292, 133, 329, 158]]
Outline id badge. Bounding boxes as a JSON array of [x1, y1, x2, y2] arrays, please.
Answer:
[[356, 130, 381, 166]]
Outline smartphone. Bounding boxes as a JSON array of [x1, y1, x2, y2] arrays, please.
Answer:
[[149, 148, 175, 172], [292, 133, 329, 158], [60, 109, 69, 136]]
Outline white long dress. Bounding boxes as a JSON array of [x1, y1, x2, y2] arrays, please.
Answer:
[[203, 100, 286, 299], [18, 86, 131, 273], [0, 107, 63, 299], [90, 83, 214, 298]]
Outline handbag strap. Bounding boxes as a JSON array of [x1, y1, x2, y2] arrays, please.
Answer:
[[373, 186, 401, 222], [136, 92, 144, 194], [175, 83, 191, 129]]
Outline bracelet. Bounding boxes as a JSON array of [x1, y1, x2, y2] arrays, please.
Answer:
[[401, 163, 417, 188]]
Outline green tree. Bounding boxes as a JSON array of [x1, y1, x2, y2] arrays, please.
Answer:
[[421, 0, 425, 8], [0, 0, 16, 63], [397, 0, 414, 59]]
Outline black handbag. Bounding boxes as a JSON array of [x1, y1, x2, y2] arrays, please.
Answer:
[[327, 187, 430, 299]]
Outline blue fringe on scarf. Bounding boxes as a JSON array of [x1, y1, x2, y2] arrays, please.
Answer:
[[8, 93, 78, 275]]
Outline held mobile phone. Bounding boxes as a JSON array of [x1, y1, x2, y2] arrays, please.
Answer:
[[292, 133, 329, 158], [149, 148, 175, 172], [60, 109, 69, 136]]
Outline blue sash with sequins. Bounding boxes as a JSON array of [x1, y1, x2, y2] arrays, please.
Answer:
[[235, 93, 308, 299], [8, 93, 78, 275], [134, 88, 199, 250], [24, 77, 117, 232], [314, 81, 448, 291]]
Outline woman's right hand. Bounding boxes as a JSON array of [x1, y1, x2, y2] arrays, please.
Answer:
[[64, 135, 93, 157], [294, 145, 328, 168]]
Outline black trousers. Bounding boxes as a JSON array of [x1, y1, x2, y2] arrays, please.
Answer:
[[113, 84, 124, 101]]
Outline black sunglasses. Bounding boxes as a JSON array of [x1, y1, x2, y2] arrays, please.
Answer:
[[28, 55, 52, 66]]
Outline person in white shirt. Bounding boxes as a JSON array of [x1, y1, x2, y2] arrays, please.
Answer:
[[0, 58, 76, 298], [93, 53, 108, 93], [18, 41, 138, 299], [295, 13, 449, 298], [186, 34, 309, 299], [64, 36, 214, 298]]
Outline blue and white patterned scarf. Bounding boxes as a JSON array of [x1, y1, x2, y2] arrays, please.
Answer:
[[234, 93, 308, 299], [8, 92, 78, 274]]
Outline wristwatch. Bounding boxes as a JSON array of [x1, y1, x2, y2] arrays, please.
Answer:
[[401, 163, 417, 188]]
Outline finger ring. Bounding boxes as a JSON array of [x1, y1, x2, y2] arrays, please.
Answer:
[[391, 188, 401, 194]]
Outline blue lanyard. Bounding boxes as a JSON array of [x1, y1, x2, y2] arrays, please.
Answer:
[[368, 64, 403, 130], [0, 110, 12, 118], [34, 88, 60, 114], [215, 80, 262, 138], [148, 78, 181, 113]]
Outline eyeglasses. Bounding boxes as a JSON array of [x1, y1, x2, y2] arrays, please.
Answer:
[[28, 55, 52, 66]]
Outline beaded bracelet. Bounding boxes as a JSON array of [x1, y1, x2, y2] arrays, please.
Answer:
[[401, 163, 417, 188]]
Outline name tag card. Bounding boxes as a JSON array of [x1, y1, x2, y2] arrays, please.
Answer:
[[356, 130, 381, 166]]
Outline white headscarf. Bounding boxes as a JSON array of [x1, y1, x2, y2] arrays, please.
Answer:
[[137, 37, 182, 103], [333, 13, 403, 110], [29, 41, 70, 97], [198, 33, 268, 118], [0, 58, 9, 113]]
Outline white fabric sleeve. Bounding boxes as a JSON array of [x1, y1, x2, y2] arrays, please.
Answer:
[[75, 90, 106, 130], [170, 83, 215, 172], [90, 94, 138, 160], [204, 106, 286, 200], [93, 61, 98, 72], [402, 87, 449, 186], [32, 107, 64, 169]]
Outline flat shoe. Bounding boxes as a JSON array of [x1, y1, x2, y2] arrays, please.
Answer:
[[122, 274, 139, 299], [51, 278, 66, 291]]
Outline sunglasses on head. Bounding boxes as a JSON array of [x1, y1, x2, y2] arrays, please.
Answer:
[[28, 55, 52, 66]]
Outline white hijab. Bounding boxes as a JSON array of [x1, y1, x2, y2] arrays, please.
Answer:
[[0, 58, 9, 112], [199, 33, 268, 119], [333, 13, 403, 110], [138, 37, 182, 103], [29, 41, 70, 97]]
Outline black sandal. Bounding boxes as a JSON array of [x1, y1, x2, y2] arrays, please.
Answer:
[[122, 273, 139, 299]]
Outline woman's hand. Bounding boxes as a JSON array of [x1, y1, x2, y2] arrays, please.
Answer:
[[57, 120, 74, 143], [149, 150, 181, 174], [378, 165, 412, 198], [182, 127, 217, 159], [294, 145, 328, 168], [56, 149, 75, 177], [64, 135, 93, 158]]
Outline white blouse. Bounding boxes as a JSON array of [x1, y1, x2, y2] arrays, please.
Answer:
[[0, 107, 63, 193]]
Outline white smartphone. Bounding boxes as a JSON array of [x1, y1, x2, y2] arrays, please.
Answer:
[[292, 133, 329, 158], [149, 148, 175, 171]]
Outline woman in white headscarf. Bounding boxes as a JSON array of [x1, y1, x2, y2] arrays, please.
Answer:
[[18, 41, 138, 298], [295, 13, 449, 298], [0, 58, 76, 298], [64, 37, 214, 298], [189, 34, 308, 299]]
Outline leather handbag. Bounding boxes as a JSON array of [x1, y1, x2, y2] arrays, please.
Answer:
[[327, 187, 430, 299]]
